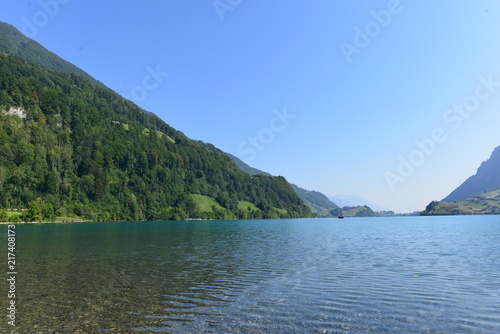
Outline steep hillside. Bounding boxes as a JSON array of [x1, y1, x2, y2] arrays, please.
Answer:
[[223, 152, 271, 176], [290, 184, 339, 216], [0, 51, 312, 221], [422, 145, 500, 216], [443, 146, 500, 202]]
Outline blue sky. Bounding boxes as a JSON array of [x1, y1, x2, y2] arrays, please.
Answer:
[[2, 0, 500, 213]]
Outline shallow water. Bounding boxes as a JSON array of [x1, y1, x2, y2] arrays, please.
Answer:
[[1, 216, 499, 333]]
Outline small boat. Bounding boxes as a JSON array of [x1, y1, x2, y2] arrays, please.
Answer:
[[338, 201, 344, 219]]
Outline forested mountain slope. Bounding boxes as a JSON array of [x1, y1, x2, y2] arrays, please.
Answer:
[[0, 52, 312, 221]]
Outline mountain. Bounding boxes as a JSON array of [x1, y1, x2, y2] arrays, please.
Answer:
[[290, 184, 339, 217], [0, 22, 312, 221], [223, 152, 271, 176], [220, 151, 339, 217], [422, 189, 500, 216], [328, 195, 390, 212], [341, 205, 376, 217], [423, 145, 500, 216], [442, 146, 500, 202], [0, 22, 103, 87]]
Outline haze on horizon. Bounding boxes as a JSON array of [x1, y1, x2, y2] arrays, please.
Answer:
[[2, 0, 500, 213]]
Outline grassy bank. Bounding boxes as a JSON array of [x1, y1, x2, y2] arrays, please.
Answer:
[[0, 210, 84, 224]]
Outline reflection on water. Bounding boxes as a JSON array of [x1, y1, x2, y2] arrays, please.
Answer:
[[1, 216, 499, 333]]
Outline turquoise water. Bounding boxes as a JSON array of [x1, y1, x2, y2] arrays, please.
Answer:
[[1, 216, 500, 333]]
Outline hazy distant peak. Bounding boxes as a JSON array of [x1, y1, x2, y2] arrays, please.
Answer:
[[329, 194, 390, 212]]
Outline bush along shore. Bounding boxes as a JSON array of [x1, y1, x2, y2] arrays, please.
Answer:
[[0, 198, 85, 223]]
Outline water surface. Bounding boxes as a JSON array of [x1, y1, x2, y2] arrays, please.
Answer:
[[1, 216, 499, 333]]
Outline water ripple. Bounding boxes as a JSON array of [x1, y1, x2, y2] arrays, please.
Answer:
[[10, 216, 500, 333], [133, 218, 500, 333]]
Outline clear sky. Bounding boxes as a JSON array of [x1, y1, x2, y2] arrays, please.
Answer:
[[2, 0, 500, 213]]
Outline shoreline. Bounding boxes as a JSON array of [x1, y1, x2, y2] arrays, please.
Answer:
[[0, 219, 87, 225], [2, 214, 499, 225]]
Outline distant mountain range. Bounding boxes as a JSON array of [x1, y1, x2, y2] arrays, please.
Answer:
[[423, 145, 500, 215], [223, 152, 399, 217], [224, 151, 401, 217], [222, 152, 339, 216], [328, 195, 390, 212], [290, 184, 339, 216]]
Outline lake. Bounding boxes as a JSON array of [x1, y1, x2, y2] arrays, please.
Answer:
[[1, 216, 500, 333]]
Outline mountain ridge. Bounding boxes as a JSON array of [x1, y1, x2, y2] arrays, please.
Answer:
[[423, 145, 500, 215], [223, 152, 272, 176], [0, 22, 104, 87], [219, 150, 341, 216], [442, 146, 500, 202], [290, 184, 339, 216]]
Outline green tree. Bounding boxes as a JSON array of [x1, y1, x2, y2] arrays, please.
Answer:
[[0, 209, 7, 222], [425, 201, 439, 213], [25, 198, 44, 222], [25, 197, 56, 222], [0, 166, 7, 191]]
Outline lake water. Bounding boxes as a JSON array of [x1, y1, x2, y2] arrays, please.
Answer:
[[1, 216, 500, 333]]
